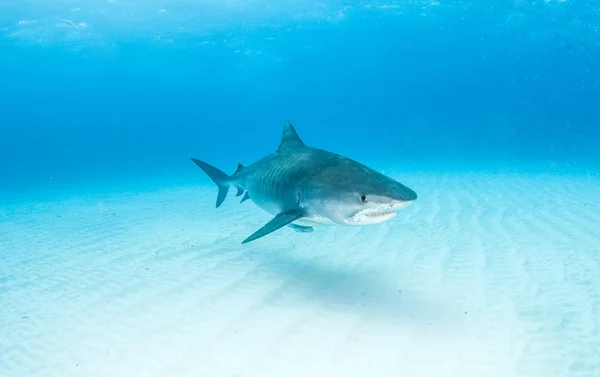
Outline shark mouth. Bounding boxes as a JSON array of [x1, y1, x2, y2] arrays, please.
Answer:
[[365, 211, 396, 218], [349, 210, 398, 225], [347, 200, 416, 225]]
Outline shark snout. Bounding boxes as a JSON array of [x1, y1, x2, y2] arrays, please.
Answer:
[[390, 183, 418, 203], [387, 198, 416, 212], [401, 186, 418, 202], [367, 181, 417, 211], [368, 190, 417, 213]]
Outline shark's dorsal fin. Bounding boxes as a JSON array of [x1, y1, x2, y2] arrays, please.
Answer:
[[277, 120, 304, 152], [234, 163, 244, 174]]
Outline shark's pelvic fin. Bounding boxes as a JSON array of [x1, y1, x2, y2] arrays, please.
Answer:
[[190, 158, 231, 208], [288, 224, 314, 233], [277, 120, 305, 152], [242, 209, 305, 244], [240, 191, 250, 203]]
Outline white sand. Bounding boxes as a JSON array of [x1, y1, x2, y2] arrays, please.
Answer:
[[1, 169, 599, 377]]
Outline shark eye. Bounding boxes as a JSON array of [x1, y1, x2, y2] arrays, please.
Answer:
[[360, 195, 368, 203]]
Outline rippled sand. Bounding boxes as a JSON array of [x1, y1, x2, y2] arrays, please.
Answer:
[[1, 170, 599, 377]]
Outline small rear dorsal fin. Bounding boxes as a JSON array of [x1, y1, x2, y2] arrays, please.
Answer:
[[234, 163, 244, 174], [277, 120, 304, 152]]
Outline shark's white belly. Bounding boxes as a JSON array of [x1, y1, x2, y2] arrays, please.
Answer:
[[293, 214, 336, 226], [251, 198, 283, 217], [245, 189, 290, 216], [244, 186, 335, 227]]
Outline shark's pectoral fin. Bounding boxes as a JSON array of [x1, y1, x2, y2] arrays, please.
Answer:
[[242, 210, 305, 244], [240, 192, 250, 203], [288, 224, 314, 233]]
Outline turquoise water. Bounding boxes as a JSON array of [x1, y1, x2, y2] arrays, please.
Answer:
[[1, 1, 598, 189]]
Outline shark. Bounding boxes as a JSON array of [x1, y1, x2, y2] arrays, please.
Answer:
[[190, 120, 418, 244]]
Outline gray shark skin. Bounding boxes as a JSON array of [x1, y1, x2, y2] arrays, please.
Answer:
[[190, 120, 418, 244]]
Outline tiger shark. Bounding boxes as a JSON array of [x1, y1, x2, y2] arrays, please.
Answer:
[[191, 120, 417, 244]]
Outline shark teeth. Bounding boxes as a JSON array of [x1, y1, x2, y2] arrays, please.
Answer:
[[365, 212, 393, 218]]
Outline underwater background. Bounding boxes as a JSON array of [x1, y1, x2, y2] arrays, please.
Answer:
[[1, 0, 598, 193], [1, 1, 600, 377]]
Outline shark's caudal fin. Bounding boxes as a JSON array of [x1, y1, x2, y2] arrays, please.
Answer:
[[190, 158, 231, 208]]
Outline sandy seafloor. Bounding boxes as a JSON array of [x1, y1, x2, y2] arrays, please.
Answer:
[[1, 167, 599, 377]]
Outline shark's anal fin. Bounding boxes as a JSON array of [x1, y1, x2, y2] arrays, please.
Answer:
[[240, 192, 250, 203], [288, 224, 314, 233], [235, 186, 244, 197], [242, 209, 305, 244]]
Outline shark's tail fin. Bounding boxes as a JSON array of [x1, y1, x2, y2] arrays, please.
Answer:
[[190, 158, 231, 208]]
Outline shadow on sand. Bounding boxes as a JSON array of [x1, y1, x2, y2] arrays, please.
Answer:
[[244, 246, 461, 326]]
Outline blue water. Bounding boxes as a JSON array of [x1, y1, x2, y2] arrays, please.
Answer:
[[2, 3, 600, 376], [1, 1, 598, 195]]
